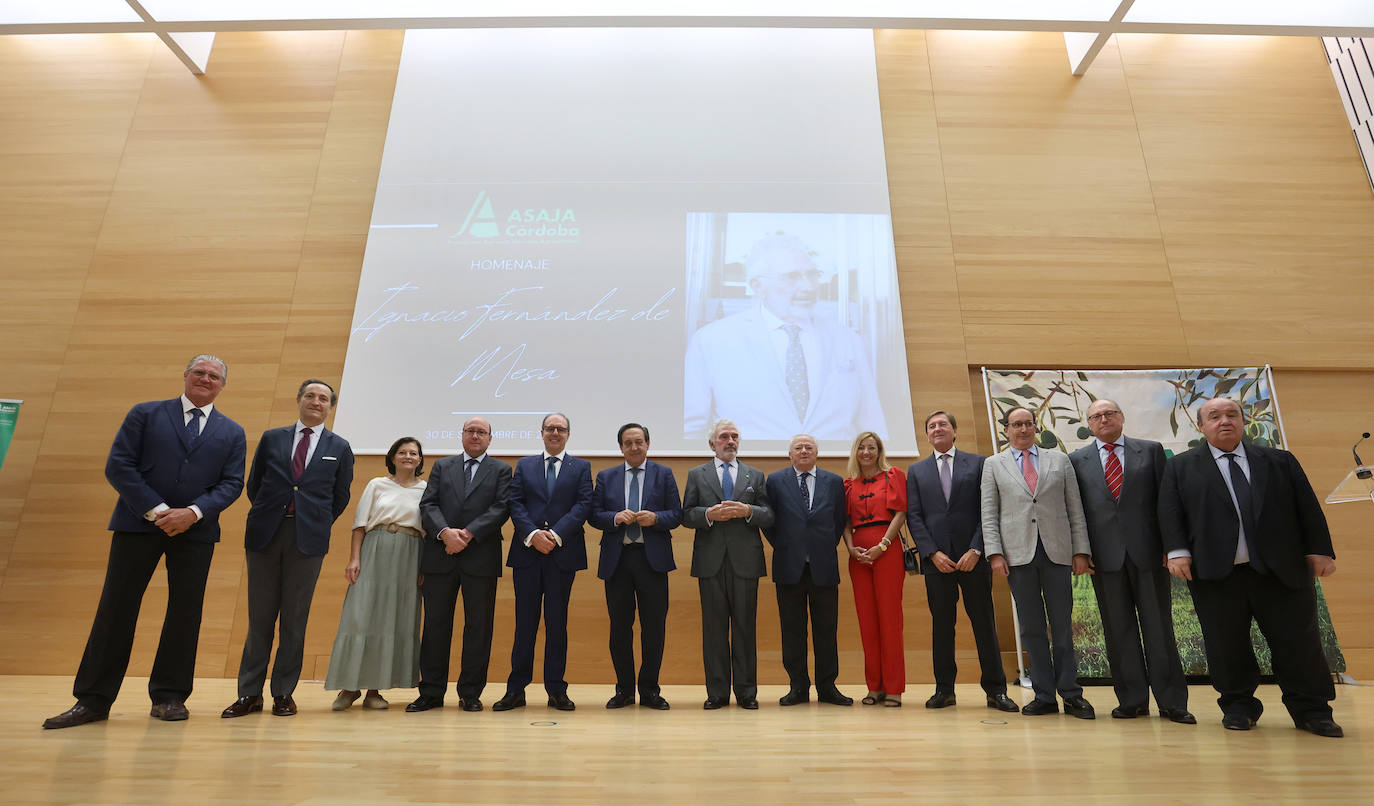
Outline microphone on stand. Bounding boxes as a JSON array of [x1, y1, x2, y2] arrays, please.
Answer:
[[1354, 432, 1372, 480]]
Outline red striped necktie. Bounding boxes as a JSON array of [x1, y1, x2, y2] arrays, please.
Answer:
[[1102, 442, 1122, 500]]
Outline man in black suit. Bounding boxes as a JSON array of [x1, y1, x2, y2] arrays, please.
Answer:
[[682, 419, 773, 710], [589, 423, 683, 710], [1159, 396, 1341, 738], [906, 411, 1018, 713], [764, 434, 851, 706], [407, 416, 512, 713], [1069, 399, 1193, 724], [494, 412, 593, 712], [222, 379, 354, 718], [45, 355, 247, 729]]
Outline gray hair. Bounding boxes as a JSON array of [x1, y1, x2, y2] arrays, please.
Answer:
[[185, 354, 228, 383], [708, 418, 738, 440], [744, 233, 818, 282]]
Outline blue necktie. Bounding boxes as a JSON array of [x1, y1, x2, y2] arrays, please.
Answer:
[[1225, 453, 1266, 574], [545, 456, 558, 499], [184, 408, 203, 443], [721, 462, 734, 499], [465, 457, 478, 483], [799, 470, 811, 512], [627, 467, 642, 542]]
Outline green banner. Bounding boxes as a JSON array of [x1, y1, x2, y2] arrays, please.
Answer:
[[0, 399, 20, 472], [982, 367, 1345, 678]]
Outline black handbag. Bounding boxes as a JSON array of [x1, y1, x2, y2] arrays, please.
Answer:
[[897, 526, 920, 575]]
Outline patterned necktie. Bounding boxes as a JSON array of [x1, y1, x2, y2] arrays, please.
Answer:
[[783, 323, 809, 422], [799, 470, 811, 511], [1224, 453, 1266, 574], [1102, 442, 1123, 500], [292, 427, 312, 481], [184, 408, 203, 444], [627, 467, 643, 542], [939, 454, 953, 503], [1020, 449, 1038, 493], [545, 456, 559, 498], [465, 457, 478, 483], [721, 462, 734, 499]]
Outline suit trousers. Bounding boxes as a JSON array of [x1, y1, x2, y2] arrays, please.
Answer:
[[506, 558, 575, 696], [1006, 542, 1081, 703], [1188, 563, 1334, 723], [775, 563, 840, 694], [74, 530, 215, 711], [924, 564, 1007, 695], [237, 518, 326, 698], [848, 543, 905, 694], [1092, 562, 1188, 711], [604, 543, 669, 698], [417, 567, 498, 701], [699, 566, 759, 702]]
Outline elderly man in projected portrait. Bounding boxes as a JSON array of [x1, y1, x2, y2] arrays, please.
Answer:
[[683, 234, 885, 441]]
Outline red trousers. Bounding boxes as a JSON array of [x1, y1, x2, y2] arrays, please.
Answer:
[[849, 524, 906, 694]]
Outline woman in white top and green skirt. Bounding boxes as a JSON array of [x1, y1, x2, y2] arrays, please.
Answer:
[[325, 437, 427, 709]]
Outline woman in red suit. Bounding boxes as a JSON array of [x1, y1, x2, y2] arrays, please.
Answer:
[[843, 432, 908, 706]]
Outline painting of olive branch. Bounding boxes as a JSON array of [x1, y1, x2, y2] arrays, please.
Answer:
[[983, 367, 1344, 681]]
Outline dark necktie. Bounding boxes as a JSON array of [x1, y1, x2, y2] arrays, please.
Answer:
[[292, 427, 312, 481], [1224, 453, 1266, 574], [783, 323, 809, 422], [184, 408, 203, 444], [799, 471, 811, 512], [465, 457, 478, 483], [545, 456, 558, 498], [1102, 442, 1123, 500], [721, 462, 734, 499], [939, 454, 952, 503], [627, 467, 643, 542]]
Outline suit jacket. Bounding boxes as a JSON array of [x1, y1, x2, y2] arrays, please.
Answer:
[[763, 467, 847, 586], [590, 461, 684, 579], [980, 447, 1090, 566], [418, 453, 512, 577], [682, 306, 886, 441], [1069, 436, 1167, 573], [682, 459, 774, 579], [244, 425, 355, 556], [104, 397, 247, 543], [1158, 441, 1334, 590], [906, 449, 988, 571], [506, 453, 593, 573]]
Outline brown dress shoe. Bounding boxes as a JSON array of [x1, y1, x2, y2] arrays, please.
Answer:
[[221, 695, 263, 718], [272, 695, 297, 716], [42, 704, 108, 730], [149, 701, 189, 721]]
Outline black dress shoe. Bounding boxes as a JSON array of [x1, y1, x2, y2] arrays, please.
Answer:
[[42, 704, 108, 730], [641, 695, 670, 710], [606, 692, 635, 709], [738, 698, 759, 710], [778, 691, 810, 706], [703, 698, 728, 710], [1111, 704, 1149, 719], [925, 691, 957, 709], [1021, 699, 1059, 716], [547, 693, 576, 711], [492, 692, 526, 712], [272, 695, 297, 717], [150, 701, 189, 721], [1296, 716, 1344, 738], [987, 693, 1019, 712], [818, 689, 853, 706], [221, 695, 263, 718], [1222, 712, 1257, 731], [459, 698, 483, 712], [1063, 696, 1096, 720], [405, 695, 444, 713], [1159, 708, 1196, 725]]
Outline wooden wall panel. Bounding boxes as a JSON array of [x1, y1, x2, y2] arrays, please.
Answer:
[[0, 29, 1371, 690]]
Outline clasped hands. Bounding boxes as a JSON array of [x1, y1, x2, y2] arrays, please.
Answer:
[[706, 501, 751, 522], [153, 507, 197, 536], [440, 527, 475, 555], [614, 510, 659, 527], [927, 549, 982, 573]]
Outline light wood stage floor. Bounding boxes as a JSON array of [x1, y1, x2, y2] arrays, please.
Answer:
[[4, 676, 1369, 804]]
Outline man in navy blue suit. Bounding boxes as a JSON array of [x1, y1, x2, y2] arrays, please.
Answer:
[[765, 434, 852, 706], [44, 355, 247, 729], [589, 423, 683, 710], [222, 379, 354, 718], [494, 412, 593, 712]]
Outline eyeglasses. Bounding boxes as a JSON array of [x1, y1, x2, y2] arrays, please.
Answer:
[[543, 426, 569, 434], [462, 428, 490, 437], [1006, 421, 1037, 430], [1087, 410, 1121, 423]]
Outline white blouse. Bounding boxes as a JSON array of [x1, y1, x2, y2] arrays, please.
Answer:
[[352, 476, 427, 532]]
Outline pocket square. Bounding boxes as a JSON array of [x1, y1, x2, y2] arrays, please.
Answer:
[[322, 456, 338, 461]]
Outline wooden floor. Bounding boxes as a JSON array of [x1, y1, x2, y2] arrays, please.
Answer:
[[4, 676, 1369, 804]]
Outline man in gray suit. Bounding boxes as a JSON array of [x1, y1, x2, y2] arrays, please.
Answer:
[[982, 407, 1095, 719], [683, 419, 774, 710], [1068, 400, 1194, 724]]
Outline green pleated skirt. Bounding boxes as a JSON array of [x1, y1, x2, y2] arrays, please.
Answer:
[[324, 527, 422, 691]]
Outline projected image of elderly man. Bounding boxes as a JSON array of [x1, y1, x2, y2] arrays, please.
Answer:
[[683, 234, 885, 441]]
